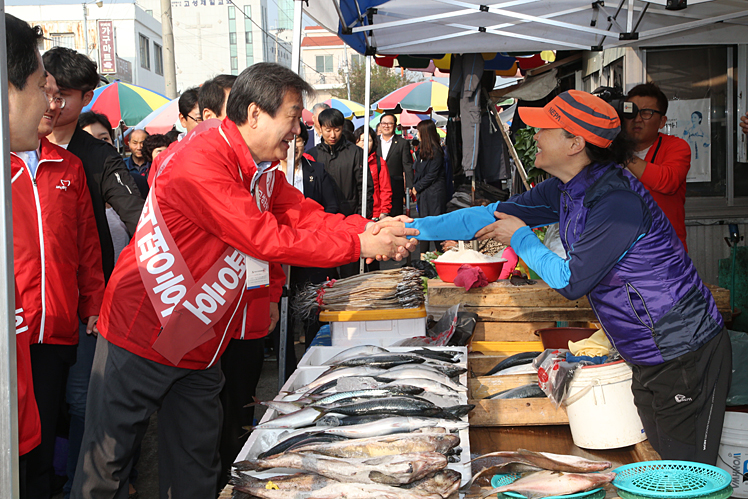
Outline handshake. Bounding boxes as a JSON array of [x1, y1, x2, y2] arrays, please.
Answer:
[[358, 215, 420, 264]]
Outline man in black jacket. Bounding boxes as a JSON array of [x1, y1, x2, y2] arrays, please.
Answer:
[[309, 108, 374, 219], [42, 46, 145, 499], [377, 112, 413, 217]]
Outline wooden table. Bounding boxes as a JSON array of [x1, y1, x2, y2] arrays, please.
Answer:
[[469, 426, 661, 498]]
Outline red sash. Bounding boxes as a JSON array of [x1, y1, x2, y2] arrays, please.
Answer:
[[135, 190, 246, 365]]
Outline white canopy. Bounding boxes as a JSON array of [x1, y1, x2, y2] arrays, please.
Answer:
[[304, 0, 748, 55]]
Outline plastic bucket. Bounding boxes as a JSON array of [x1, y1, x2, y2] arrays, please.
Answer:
[[565, 360, 646, 449], [717, 411, 748, 497]]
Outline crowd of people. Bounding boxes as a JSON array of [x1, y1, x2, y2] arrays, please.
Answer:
[[3, 9, 740, 499]]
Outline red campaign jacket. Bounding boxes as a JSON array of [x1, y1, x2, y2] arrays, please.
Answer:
[[99, 119, 370, 369], [639, 133, 691, 251], [15, 285, 41, 456], [11, 138, 105, 345], [368, 152, 392, 218]]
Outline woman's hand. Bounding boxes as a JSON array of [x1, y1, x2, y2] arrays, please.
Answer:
[[474, 212, 527, 245]]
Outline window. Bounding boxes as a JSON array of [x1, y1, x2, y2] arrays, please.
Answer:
[[146, 9, 153, 16], [230, 56, 239, 75], [245, 31, 252, 44], [316, 55, 333, 73], [139, 34, 150, 70], [351, 54, 364, 68], [154, 43, 164, 75], [51, 33, 75, 50], [229, 32, 237, 44], [228, 5, 235, 19]]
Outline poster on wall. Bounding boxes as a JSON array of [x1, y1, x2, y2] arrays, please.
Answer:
[[662, 98, 711, 183]]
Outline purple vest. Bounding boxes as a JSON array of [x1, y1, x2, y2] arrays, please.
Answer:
[[559, 163, 723, 366]]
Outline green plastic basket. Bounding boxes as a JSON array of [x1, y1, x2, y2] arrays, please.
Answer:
[[612, 461, 732, 499], [490, 474, 606, 499]]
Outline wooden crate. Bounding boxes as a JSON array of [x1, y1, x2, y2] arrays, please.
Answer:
[[473, 321, 555, 342], [469, 398, 569, 426]]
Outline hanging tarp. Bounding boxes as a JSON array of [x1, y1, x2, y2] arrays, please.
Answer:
[[304, 0, 748, 56]]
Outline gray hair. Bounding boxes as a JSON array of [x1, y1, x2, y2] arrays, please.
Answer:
[[312, 102, 331, 113], [226, 63, 314, 125]]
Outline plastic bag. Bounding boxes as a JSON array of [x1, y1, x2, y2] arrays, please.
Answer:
[[392, 304, 461, 347], [534, 348, 595, 408], [728, 329, 748, 406]]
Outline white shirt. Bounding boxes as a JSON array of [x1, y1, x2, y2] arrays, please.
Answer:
[[380, 134, 394, 160], [634, 145, 651, 161], [292, 162, 304, 194], [17, 149, 40, 178]]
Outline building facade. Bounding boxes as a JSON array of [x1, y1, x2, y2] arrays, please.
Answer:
[[136, 0, 290, 92], [8, 1, 165, 93], [300, 26, 363, 104]]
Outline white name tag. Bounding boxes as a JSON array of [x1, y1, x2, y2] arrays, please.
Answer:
[[244, 254, 270, 289]]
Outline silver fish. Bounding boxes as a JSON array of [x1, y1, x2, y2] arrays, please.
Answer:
[[387, 362, 466, 379], [322, 345, 390, 365], [383, 377, 468, 395], [487, 384, 546, 400], [321, 416, 468, 439], [286, 432, 461, 458], [253, 406, 325, 429], [479, 470, 617, 499], [290, 366, 387, 394], [377, 368, 466, 392]]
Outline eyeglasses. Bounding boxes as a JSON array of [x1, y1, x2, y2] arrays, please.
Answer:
[[628, 108, 662, 121], [380, 122, 395, 127], [186, 114, 203, 123], [47, 95, 65, 109]]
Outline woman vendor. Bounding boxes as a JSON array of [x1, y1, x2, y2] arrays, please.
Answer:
[[408, 90, 731, 465]]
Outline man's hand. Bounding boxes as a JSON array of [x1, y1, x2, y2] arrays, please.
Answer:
[[474, 212, 527, 245], [741, 112, 748, 135], [86, 315, 99, 336], [269, 302, 279, 332], [369, 215, 414, 235], [359, 222, 419, 263]]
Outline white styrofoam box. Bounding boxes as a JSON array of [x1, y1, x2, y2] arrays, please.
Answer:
[[297, 346, 468, 368], [330, 316, 428, 347]]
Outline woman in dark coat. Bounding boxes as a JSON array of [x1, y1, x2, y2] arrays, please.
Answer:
[[411, 119, 447, 253]]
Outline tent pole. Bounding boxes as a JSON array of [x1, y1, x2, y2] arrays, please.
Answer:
[[0, 5, 22, 497], [360, 54, 372, 274], [278, 0, 305, 390]]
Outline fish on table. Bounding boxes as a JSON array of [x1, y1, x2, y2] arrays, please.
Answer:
[[231, 472, 449, 499], [466, 449, 612, 489], [235, 451, 448, 486], [475, 470, 617, 499], [285, 432, 462, 459], [486, 384, 545, 400]]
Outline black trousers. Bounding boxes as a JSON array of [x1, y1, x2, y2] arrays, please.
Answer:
[[217, 338, 265, 491], [390, 175, 405, 217], [71, 336, 224, 499], [631, 328, 732, 465], [26, 343, 77, 499]]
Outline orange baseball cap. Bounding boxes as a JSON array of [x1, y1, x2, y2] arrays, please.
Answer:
[[518, 90, 621, 148]]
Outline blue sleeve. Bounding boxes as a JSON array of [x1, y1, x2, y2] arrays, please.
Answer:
[[406, 177, 561, 241], [514, 190, 651, 300]]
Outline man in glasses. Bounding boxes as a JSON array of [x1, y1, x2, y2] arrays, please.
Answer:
[[624, 82, 691, 251], [377, 112, 413, 217], [178, 87, 201, 134]]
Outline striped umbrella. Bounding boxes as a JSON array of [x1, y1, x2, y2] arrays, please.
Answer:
[[131, 97, 180, 135], [82, 82, 170, 127], [324, 98, 366, 119], [372, 80, 448, 114], [302, 108, 314, 126]]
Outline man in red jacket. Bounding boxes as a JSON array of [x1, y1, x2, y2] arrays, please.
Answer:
[[6, 13, 47, 497], [12, 46, 105, 499], [624, 82, 691, 251], [72, 63, 418, 499]]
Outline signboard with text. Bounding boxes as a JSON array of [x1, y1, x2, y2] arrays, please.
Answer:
[[98, 20, 116, 73]]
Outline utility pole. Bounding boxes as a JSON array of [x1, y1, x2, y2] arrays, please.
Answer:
[[83, 3, 89, 55], [343, 44, 351, 100], [160, 0, 178, 98]]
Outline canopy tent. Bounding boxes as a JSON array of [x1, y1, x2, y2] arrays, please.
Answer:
[[303, 0, 748, 55]]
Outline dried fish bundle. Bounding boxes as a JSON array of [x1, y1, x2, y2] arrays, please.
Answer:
[[293, 268, 425, 320]]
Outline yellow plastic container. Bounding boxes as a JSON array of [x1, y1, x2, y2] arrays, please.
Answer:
[[470, 340, 545, 356]]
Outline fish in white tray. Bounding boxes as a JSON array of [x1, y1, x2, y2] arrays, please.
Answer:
[[375, 368, 467, 393], [322, 345, 390, 365], [387, 362, 467, 379], [285, 431, 461, 458], [383, 377, 468, 395], [476, 470, 617, 499], [328, 352, 427, 369], [234, 451, 448, 485], [253, 406, 326, 429], [466, 450, 612, 488], [231, 472, 445, 499], [320, 416, 468, 439], [289, 366, 388, 394]]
